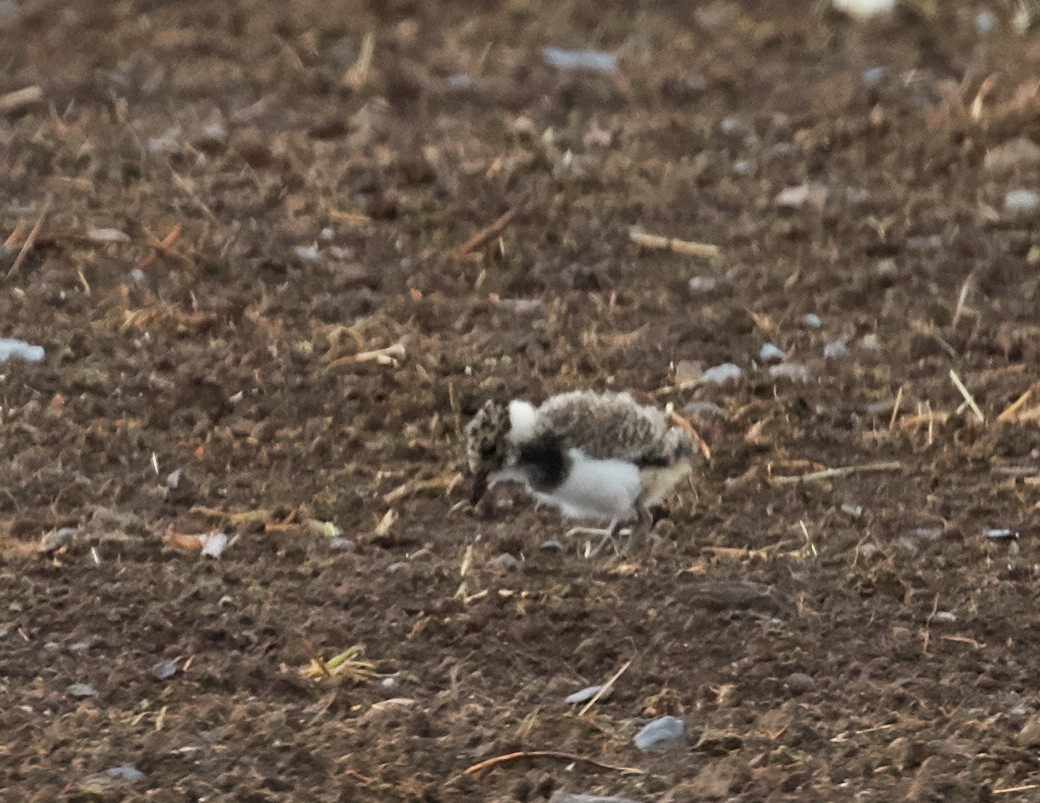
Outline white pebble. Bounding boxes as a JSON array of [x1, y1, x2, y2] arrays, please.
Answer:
[[699, 363, 742, 385], [801, 313, 822, 329], [758, 343, 785, 363], [0, 338, 44, 363], [688, 276, 718, 292], [823, 340, 848, 359], [769, 363, 811, 383], [1005, 189, 1039, 214]]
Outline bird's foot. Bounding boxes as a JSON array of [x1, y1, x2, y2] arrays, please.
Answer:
[[565, 525, 631, 557]]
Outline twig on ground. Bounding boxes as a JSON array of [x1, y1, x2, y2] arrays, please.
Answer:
[[889, 386, 903, 430], [464, 750, 644, 777], [997, 381, 1040, 423], [136, 224, 184, 269], [578, 658, 632, 716], [7, 195, 52, 278], [770, 461, 902, 485], [949, 369, 984, 423], [459, 208, 517, 257], [629, 227, 720, 258]]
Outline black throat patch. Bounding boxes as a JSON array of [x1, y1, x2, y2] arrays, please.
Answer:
[[517, 433, 568, 491]]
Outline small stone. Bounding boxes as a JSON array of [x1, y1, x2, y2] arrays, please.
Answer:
[[768, 363, 810, 383], [984, 138, 1040, 172], [0, 338, 45, 363], [634, 715, 685, 750], [699, 363, 742, 386], [858, 542, 879, 559], [758, 343, 785, 363], [292, 244, 322, 263], [487, 553, 520, 571], [775, 182, 828, 209], [675, 359, 703, 384], [70, 640, 91, 652], [862, 66, 886, 85], [67, 683, 98, 699], [983, 528, 1018, 540], [840, 502, 863, 519], [909, 527, 943, 541], [823, 340, 848, 359], [976, 9, 998, 34], [833, 0, 895, 19], [800, 313, 822, 328], [386, 561, 409, 574], [201, 532, 228, 559], [857, 334, 880, 352], [329, 537, 356, 551], [152, 660, 178, 681], [564, 685, 603, 704], [1005, 189, 1039, 214], [87, 227, 131, 244], [786, 672, 815, 694], [682, 400, 725, 419], [549, 793, 639, 803], [539, 539, 564, 552], [688, 275, 719, 292], [104, 766, 146, 782], [933, 611, 957, 624], [541, 47, 617, 74]]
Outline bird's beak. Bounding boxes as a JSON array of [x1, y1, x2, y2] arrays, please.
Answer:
[[470, 466, 490, 506]]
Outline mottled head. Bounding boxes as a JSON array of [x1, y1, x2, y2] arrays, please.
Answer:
[[465, 399, 512, 504]]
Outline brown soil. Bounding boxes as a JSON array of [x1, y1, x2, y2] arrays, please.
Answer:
[[3, 1, 1040, 800]]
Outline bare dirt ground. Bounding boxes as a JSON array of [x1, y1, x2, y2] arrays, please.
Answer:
[[3, 1, 1040, 800]]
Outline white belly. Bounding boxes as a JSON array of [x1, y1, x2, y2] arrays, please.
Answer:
[[533, 450, 642, 522]]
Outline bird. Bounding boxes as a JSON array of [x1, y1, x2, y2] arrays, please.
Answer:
[[465, 390, 701, 554]]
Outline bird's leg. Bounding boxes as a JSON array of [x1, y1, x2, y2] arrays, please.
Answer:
[[621, 501, 653, 554], [587, 517, 624, 557]]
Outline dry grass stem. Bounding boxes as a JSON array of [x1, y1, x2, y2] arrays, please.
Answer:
[[770, 461, 902, 485], [578, 658, 632, 716], [463, 750, 644, 777], [629, 228, 720, 258], [949, 369, 984, 423], [7, 195, 52, 278], [997, 381, 1040, 423], [459, 208, 517, 257]]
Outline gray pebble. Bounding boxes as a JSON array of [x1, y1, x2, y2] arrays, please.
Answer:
[[976, 9, 997, 34], [104, 765, 146, 782], [786, 672, 815, 694], [800, 313, 822, 328], [634, 715, 685, 750], [862, 66, 886, 85], [699, 363, 742, 385], [758, 343, 785, 363], [564, 685, 602, 704], [67, 683, 98, 699], [487, 553, 520, 570], [688, 275, 719, 292], [933, 611, 957, 624], [768, 363, 811, 383], [540, 539, 564, 552], [1006, 189, 1039, 213], [386, 561, 409, 574], [823, 339, 848, 359], [909, 527, 943, 541], [152, 660, 178, 681], [549, 793, 640, 803], [329, 537, 356, 552]]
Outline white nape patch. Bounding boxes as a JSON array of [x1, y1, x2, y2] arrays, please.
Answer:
[[507, 400, 539, 443], [534, 449, 641, 521]]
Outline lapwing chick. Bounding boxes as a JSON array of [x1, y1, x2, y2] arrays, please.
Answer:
[[465, 390, 699, 554]]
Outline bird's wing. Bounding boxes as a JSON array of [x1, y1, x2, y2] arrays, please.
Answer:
[[535, 392, 681, 465]]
